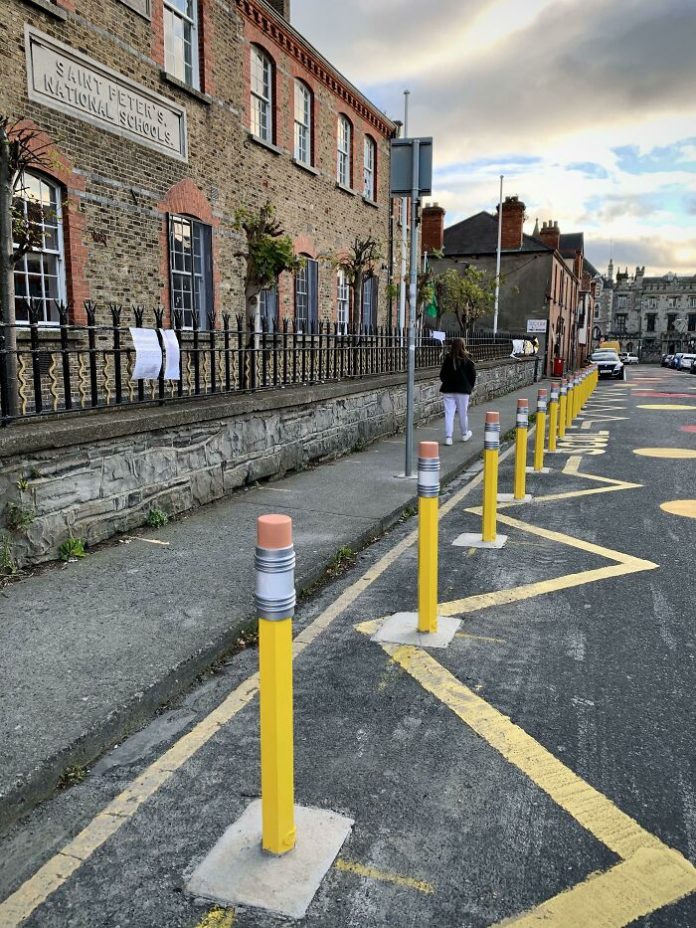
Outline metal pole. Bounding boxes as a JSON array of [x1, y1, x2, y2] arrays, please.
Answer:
[[0, 125, 17, 419], [493, 174, 503, 336], [404, 138, 420, 478], [398, 91, 409, 335]]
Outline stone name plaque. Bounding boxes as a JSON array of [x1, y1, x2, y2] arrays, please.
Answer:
[[25, 26, 187, 161]]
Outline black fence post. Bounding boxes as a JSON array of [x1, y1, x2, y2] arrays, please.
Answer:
[[59, 301, 72, 411], [222, 312, 231, 392], [133, 305, 145, 403], [28, 300, 43, 414], [208, 309, 217, 394], [154, 305, 165, 404], [174, 309, 183, 397], [110, 304, 122, 406]]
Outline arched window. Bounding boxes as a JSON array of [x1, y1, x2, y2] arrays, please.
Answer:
[[294, 81, 312, 166], [251, 46, 273, 143], [363, 135, 376, 200], [362, 275, 378, 330], [337, 269, 349, 333], [13, 172, 65, 325], [295, 255, 318, 332], [337, 115, 351, 188], [169, 214, 213, 330]]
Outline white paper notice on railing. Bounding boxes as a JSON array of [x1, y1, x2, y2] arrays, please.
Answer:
[[160, 328, 180, 381], [129, 327, 162, 380], [431, 330, 446, 343]]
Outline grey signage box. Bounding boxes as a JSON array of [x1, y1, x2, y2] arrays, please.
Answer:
[[390, 138, 433, 196]]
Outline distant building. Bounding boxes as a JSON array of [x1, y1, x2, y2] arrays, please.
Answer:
[[426, 197, 587, 377], [597, 266, 696, 358]]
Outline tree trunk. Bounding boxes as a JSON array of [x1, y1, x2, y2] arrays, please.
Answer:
[[0, 126, 18, 417]]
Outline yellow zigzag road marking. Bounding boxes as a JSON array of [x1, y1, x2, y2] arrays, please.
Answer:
[[519, 455, 642, 505], [369, 643, 696, 928], [439, 510, 658, 616]]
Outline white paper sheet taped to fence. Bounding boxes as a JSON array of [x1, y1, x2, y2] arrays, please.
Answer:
[[160, 328, 180, 380], [511, 338, 535, 357], [431, 330, 446, 343], [129, 327, 162, 380]]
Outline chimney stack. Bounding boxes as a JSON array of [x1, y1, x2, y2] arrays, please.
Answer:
[[421, 202, 445, 253], [497, 195, 526, 250], [266, 0, 291, 19], [538, 219, 561, 252]]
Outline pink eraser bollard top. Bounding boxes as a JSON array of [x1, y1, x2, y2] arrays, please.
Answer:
[[419, 440, 439, 458], [257, 514, 292, 549], [485, 411, 500, 424]]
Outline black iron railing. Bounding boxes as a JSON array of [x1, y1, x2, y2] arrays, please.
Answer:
[[0, 301, 527, 424]]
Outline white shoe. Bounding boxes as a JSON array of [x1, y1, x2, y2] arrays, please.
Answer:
[[444, 437, 453, 446], [462, 431, 473, 442]]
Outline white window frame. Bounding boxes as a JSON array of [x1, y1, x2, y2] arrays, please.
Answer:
[[251, 46, 273, 143], [363, 136, 376, 200], [169, 214, 213, 331], [163, 0, 199, 89], [294, 80, 312, 165], [13, 172, 66, 326], [337, 116, 351, 187], [337, 270, 349, 333]]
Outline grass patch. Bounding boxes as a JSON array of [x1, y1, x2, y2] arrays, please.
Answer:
[[57, 764, 88, 790]]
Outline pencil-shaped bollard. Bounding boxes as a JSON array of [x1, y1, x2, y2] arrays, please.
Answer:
[[482, 411, 500, 543], [513, 398, 529, 500], [417, 441, 440, 634], [575, 373, 582, 418], [548, 383, 560, 453], [566, 375, 575, 428], [256, 514, 296, 856], [534, 388, 547, 472], [558, 379, 568, 439]]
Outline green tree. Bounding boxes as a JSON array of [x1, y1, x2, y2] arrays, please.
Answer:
[[331, 235, 382, 329], [432, 265, 496, 331], [234, 202, 301, 328]]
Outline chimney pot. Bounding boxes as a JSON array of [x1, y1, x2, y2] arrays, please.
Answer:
[[497, 194, 526, 250], [421, 203, 446, 253]]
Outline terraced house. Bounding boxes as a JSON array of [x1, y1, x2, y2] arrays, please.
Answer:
[[2, 0, 396, 338]]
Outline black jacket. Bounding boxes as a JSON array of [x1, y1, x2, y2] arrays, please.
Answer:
[[439, 355, 476, 394]]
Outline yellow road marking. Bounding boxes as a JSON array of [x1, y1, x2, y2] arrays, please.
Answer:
[[373, 643, 696, 926], [660, 500, 696, 520], [634, 448, 696, 459], [455, 632, 506, 644], [637, 404, 696, 410], [335, 858, 435, 895], [520, 455, 641, 505], [440, 510, 657, 616], [194, 906, 235, 928], [0, 438, 521, 928]]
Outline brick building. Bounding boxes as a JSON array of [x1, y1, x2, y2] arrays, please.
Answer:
[[3, 0, 396, 335], [427, 197, 586, 376]]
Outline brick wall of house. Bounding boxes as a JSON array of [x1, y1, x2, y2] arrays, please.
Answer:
[[2, 0, 396, 331]]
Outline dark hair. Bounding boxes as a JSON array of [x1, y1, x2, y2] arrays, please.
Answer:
[[449, 337, 470, 367]]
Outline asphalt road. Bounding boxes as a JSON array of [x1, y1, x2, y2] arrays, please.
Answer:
[[2, 364, 696, 928]]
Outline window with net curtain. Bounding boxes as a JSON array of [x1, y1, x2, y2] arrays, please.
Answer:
[[169, 214, 213, 330], [337, 115, 351, 187], [13, 172, 65, 325], [164, 0, 199, 88], [294, 81, 312, 165], [251, 46, 273, 143]]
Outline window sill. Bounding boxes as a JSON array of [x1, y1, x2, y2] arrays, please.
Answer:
[[362, 196, 379, 209], [336, 181, 357, 197], [22, 0, 68, 19], [248, 133, 284, 156], [293, 158, 319, 176], [160, 71, 212, 105]]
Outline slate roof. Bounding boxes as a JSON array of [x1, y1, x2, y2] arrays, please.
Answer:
[[584, 257, 600, 278], [559, 232, 584, 256], [443, 211, 552, 256]]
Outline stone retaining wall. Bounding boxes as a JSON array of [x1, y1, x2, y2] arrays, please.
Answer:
[[0, 359, 537, 565]]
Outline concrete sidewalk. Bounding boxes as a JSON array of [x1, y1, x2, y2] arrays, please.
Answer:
[[0, 378, 546, 832]]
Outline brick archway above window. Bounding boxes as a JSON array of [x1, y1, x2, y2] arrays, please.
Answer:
[[294, 234, 316, 258], [159, 178, 216, 226], [9, 120, 84, 192]]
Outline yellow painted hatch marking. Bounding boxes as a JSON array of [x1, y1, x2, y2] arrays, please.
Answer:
[[634, 448, 696, 459], [370, 641, 696, 926], [194, 906, 235, 928], [0, 436, 521, 928], [660, 500, 696, 520], [637, 404, 696, 411], [335, 858, 435, 895]]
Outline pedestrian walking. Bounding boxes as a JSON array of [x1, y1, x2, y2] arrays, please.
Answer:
[[439, 337, 476, 446]]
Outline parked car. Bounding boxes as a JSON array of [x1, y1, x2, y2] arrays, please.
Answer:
[[671, 353, 684, 369], [590, 349, 625, 380], [691, 360, 696, 375], [679, 354, 696, 371], [662, 354, 674, 367], [622, 353, 639, 365]]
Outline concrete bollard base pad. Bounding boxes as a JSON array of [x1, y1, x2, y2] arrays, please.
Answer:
[[452, 532, 508, 549], [371, 612, 461, 649], [526, 466, 551, 474], [497, 493, 533, 504], [186, 800, 353, 919]]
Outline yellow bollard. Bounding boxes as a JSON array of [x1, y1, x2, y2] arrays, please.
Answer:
[[548, 382, 560, 453], [482, 411, 500, 543], [256, 514, 296, 856], [533, 388, 548, 471], [558, 378, 568, 439], [513, 398, 529, 500], [417, 441, 440, 634], [566, 375, 575, 429]]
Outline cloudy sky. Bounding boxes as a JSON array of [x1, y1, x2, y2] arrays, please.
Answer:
[[292, 0, 696, 277]]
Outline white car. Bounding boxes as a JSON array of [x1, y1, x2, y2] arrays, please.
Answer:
[[622, 353, 639, 365], [679, 354, 696, 371]]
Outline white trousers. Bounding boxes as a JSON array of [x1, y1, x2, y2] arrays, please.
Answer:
[[443, 393, 470, 439]]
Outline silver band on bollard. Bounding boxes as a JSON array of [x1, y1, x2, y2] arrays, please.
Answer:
[[516, 404, 529, 429], [418, 456, 440, 498], [484, 421, 501, 450], [255, 544, 296, 620], [537, 392, 548, 413]]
